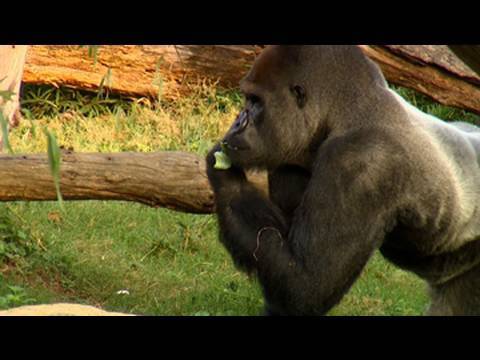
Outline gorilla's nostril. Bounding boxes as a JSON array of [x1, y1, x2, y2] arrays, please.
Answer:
[[240, 116, 248, 128]]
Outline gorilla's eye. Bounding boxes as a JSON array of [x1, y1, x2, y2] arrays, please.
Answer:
[[246, 94, 262, 105], [290, 85, 307, 108]]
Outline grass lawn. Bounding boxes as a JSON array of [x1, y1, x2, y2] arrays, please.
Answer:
[[0, 83, 478, 315]]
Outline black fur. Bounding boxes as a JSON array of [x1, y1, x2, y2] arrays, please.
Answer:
[[207, 45, 480, 315]]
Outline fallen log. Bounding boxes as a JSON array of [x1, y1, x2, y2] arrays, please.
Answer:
[[0, 151, 215, 214], [23, 45, 480, 114], [359, 45, 480, 115], [449, 45, 480, 75], [23, 45, 263, 100], [0, 151, 268, 214]]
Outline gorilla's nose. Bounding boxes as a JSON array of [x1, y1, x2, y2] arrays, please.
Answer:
[[233, 110, 249, 133]]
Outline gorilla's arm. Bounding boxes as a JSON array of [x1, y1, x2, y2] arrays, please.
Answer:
[[207, 135, 399, 315], [268, 165, 311, 221], [206, 144, 290, 272]]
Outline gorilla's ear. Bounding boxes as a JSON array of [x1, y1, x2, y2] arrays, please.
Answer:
[[290, 85, 307, 109]]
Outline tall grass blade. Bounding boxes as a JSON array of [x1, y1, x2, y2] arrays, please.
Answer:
[[43, 129, 64, 211], [0, 111, 13, 153]]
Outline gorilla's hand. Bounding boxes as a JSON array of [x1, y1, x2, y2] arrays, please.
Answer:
[[206, 144, 247, 193], [207, 143, 289, 275]]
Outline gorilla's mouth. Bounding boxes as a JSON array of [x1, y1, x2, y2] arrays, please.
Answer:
[[221, 140, 250, 152], [221, 142, 254, 168]]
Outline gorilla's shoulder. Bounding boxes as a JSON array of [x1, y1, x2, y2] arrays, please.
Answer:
[[317, 127, 413, 178], [322, 126, 411, 161]]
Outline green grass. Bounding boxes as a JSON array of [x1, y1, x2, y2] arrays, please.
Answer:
[[2, 201, 263, 315], [1, 83, 478, 315]]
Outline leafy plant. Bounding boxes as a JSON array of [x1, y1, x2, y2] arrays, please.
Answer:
[[0, 111, 13, 153], [0, 90, 15, 102], [98, 68, 113, 99], [79, 45, 100, 65], [0, 90, 15, 153], [0, 285, 35, 309], [44, 129, 64, 211], [21, 85, 131, 119], [152, 57, 165, 103], [0, 206, 36, 265]]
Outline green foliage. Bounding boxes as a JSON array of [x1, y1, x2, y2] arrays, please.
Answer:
[[0, 285, 35, 309], [391, 85, 480, 125], [21, 85, 132, 119], [152, 57, 165, 103], [78, 45, 100, 65], [0, 111, 12, 153], [0, 89, 15, 153], [44, 129, 64, 211], [98, 68, 113, 99], [0, 90, 15, 102], [0, 206, 36, 265]]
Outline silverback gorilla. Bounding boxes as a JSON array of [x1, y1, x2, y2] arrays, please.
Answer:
[[206, 45, 480, 316]]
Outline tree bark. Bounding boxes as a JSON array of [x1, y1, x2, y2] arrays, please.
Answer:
[[0, 151, 215, 214], [23, 45, 263, 100], [359, 45, 480, 115], [449, 45, 480, 76], [23, 45, 480, 114], [0, 151, 270, 213]]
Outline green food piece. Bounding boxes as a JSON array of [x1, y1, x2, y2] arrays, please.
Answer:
[[214, 151, 232, 170]]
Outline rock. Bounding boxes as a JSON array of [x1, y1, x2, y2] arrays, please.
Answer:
[[0, 303, 135, 316]]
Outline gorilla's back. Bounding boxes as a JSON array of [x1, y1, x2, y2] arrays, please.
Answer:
[[389, 88, 480, 251], [389, 88, 480, 170]]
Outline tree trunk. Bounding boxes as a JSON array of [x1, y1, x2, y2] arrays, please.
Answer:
[[0, 151, 270, 213], [23, 45, 263, 100], [359, 45, 480, 115], [449, 45, 480, 75], [0, 45, 28, 127], [23, 45, 480, 114], [0, 151, 215, 214]]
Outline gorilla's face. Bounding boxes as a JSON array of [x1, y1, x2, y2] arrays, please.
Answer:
[[220, 92, 269, 168], [221, 46, 317, 170]]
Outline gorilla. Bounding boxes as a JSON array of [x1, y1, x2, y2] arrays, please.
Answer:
[[206, 45, 480, 316]]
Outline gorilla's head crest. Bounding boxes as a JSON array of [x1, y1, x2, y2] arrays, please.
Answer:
[[221, 45, 385, 170]]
